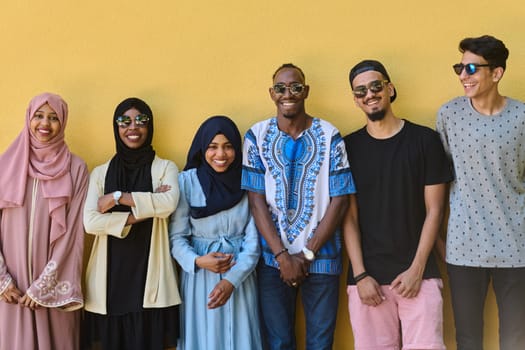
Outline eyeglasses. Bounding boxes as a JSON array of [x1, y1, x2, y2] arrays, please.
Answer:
[[272, 83, 306, 95], [352, 80, 389, 98], [115, 114, 150, 128], [452, 63, 492, 75]]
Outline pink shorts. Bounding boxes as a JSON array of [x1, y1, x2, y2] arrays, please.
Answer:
[[347, 278, 445, 350]]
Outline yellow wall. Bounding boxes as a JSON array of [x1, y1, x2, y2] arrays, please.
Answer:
[[2, 1, 524, 349]]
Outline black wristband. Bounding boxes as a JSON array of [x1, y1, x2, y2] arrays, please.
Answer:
[[354, 271, 369, 283], [274, 248, 288, 259]]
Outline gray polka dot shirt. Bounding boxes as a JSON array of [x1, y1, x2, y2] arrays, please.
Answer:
[[437, 96, 525, 267]]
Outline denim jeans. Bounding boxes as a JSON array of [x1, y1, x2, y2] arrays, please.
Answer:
[[447, 264, 525, 350], [257, 261, 340, 350]]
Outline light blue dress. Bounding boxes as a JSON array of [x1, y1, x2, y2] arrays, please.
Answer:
[[169, 169, 262, 350]]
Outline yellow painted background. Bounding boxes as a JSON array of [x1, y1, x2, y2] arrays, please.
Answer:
[[2, 1, 524, 349]]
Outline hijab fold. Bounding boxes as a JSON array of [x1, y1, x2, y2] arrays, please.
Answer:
[[0, 93, 72, 243], [184, 116, 243, 218]]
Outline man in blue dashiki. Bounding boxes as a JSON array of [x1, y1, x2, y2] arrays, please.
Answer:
[[241, 63, 355, 350]]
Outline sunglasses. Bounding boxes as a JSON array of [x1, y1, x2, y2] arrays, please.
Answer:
[[352, 80, 389, 98], [453, 63, 492, 75], [115, 114, 150, 128], [272, 83, 306, 95]]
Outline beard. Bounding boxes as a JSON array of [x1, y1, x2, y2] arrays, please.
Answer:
[[367, 109, 386, 122]]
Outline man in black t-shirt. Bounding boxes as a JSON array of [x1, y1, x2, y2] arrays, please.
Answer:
[[342, 60, 452, 350]]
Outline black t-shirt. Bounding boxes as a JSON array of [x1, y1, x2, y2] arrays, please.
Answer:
[[344, 120, 453, 285]]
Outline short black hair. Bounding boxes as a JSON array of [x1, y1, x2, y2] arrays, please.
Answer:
[[459, 35, 509, 70], [272, 63, 306, 81]]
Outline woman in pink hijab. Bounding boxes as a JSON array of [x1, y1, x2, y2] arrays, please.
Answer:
[[0, 92, 89, 350]]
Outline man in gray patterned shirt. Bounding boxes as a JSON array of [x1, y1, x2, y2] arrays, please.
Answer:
[[437, 35, 525, 350]]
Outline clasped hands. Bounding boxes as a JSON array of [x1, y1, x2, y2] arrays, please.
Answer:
[[0, 282, 39, 310], [196, 252, 236, 310], [276, 251, 310, 288]]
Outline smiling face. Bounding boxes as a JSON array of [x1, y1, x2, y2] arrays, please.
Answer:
[[29, 103, 61, 143], [270, 67, 309, 119], [205, 133, 235, 173], [117, 107, 149, 149], [458, 50, 502, 100], [352, 70, 394, 121]]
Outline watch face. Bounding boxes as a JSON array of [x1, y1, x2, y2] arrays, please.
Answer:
[[303, 248, 315, 261]]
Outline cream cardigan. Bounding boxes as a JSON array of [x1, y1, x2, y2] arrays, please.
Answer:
[[83, 156, 181, 314]]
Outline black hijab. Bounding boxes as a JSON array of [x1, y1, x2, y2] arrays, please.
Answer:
[[103, 98, 156, 313], [185, 116, 243, 218], [104, 97, 155, 199]]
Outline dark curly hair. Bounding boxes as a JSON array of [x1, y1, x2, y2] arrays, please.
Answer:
[[459, 35, 509, 70]]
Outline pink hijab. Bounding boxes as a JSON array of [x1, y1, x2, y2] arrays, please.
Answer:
[[0, 92, 72, 243]]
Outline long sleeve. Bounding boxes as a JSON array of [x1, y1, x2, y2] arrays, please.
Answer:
[[222, 214, 260, 288], [132, 159, 180, 220], [84, 156, 181, 314], [0, 241, 13, 295], [169, 170, 260, 286], [83, 162, 131, 238], [27, 156, 89, 310], [169, 173, 200, 273]]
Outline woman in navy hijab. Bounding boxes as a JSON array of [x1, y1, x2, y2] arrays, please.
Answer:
[[169, 116, 262, 350]]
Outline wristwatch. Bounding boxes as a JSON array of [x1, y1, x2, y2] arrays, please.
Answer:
[[302, 246, 315, 262], [113, 191, 122, 205]]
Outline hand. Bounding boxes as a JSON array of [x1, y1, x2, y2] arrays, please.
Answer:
[[97, 193, 117, 213], [19, 294, 40, 310], [276, 252, 308, 287], [297, 251, 313, 271], [155, 184, 171, 193], [0, 282, 22, 304], [196, 252, 235, 273], [356, 276, 385, 306], [390, 267, 423, 298], [126, 214, 147, 225], [207, 279, 234, 309]]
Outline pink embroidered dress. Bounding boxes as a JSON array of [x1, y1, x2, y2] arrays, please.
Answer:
[[0, 93, 89, 350]]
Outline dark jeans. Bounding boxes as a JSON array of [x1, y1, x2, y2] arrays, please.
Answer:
[[257, 261, 340, 350], [447, 264, 525, 350]]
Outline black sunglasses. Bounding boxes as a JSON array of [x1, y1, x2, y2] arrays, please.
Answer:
[[115, 114, 150, 128], [453, 63, 492, 75]]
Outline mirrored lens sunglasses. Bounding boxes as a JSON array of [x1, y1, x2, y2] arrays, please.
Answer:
[[115, 114, 150, 128], [352, 80, 389, 98], [453, 63, 492, 75], [272, 83, 305, 95]]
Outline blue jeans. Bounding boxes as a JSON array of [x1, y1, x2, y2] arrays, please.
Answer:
[[447, 264, 525, 350], [257, 261, 340, 350]]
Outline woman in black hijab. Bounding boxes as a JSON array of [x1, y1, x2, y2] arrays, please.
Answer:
[[83, 98, 181, 350], [169, 116, 262, 350]]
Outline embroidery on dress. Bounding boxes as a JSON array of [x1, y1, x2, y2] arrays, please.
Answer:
[[246, 131, 264, 171], [35, 261, 71, 299], [330, 134, 347, 171], [0, 255, 11, 292]]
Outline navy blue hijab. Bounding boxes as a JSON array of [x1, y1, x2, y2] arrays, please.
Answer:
[[184, 116, 243, 218]]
